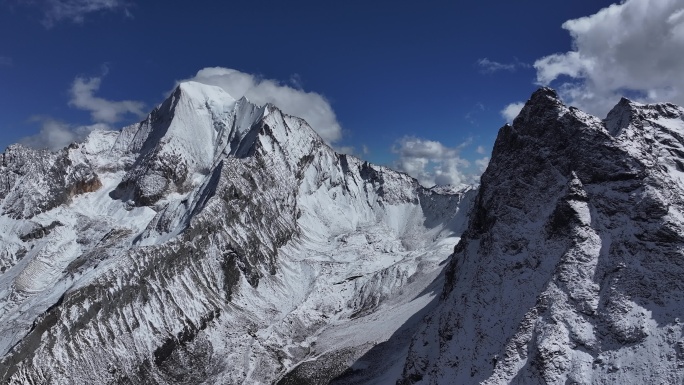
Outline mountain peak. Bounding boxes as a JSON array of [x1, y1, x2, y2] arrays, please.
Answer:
[[530, 86, 561, 102], [401, 88, 684, 384], [509, 87, 572, 136], [605, 96, 684, 136], [0, 68, 473, 385], [605, 97, 638, 135], [107, 81, 270, 206], [175, 81, 236, 104]]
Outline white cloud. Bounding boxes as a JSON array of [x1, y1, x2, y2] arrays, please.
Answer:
[[475, 156, 490, 174], [477, 58, 529, 73], [20, 70, 142, 151], [37, 0, 131, 28], [21, 118, 107, 151], [335, 146, 356, 155], [180, 67, 343, 144], [69, 74, 145, 123], [533, 0, 684, 116], [392, 136, 481, 187], [476, 145, 486, 155], [501, 102, 524, 122], [334, 144, 371, 157]]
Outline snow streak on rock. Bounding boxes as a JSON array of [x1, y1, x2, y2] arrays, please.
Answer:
[[400, 88, 684, 384]]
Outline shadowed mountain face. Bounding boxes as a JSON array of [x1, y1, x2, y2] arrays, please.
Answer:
[[0, 81, 473, 384], [400, 88, 684, 384]]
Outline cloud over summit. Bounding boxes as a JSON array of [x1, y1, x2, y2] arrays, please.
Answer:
[[181, 67, 343, 145], [534, 0, 684, 116]]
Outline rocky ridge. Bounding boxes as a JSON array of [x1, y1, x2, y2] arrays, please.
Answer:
[[0, 81, 472, 384], [400, 88, 684, 384]]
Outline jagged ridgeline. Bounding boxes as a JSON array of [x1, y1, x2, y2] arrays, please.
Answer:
[[0, 82, 472, 384], [400, 88, 684, 384], [3, 83, 684, 385]]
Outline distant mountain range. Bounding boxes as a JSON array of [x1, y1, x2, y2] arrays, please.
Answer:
[[1, 83, 683, 384]]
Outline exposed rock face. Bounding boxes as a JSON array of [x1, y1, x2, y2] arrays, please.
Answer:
[[0, 82, 472, 384], [7, 83, 679, 385], [400, 88, 684, 384], [0, 144, 101, 219]]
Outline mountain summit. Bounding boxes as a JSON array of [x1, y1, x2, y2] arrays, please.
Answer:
[[0, 81, 472, 384], [3, 84, 684, 384], [400, 88, 684, 384]]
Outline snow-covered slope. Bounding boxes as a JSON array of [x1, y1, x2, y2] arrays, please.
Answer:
[[400, 88, 684, 384], [0, 81, 473, 384]]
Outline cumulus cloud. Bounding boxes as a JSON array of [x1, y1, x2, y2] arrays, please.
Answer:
[[20, 118, 107, 151], [501, 102, 524, 122], [180, 67, 343, 144], [34, 0, 131, 28], [476, 145, 487, 155], [69, 74, 145, 123], [477, 58, 530, 73], [533, 0, 684, 116], [392, 136, 483, 187]]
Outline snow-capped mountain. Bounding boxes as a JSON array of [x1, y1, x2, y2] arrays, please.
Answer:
[[0, 81, 473, 384], [4, 82, 684, 385], [400, 88, 684, 384]]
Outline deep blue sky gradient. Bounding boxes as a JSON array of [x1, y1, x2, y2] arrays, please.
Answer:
[[0, 0, 618, 166]]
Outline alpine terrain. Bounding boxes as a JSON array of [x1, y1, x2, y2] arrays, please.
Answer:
[[400, 88, 684, 384], [2, 83, 684, 385], [0, 81, 474, 384]]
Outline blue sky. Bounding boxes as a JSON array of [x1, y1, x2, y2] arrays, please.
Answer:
[[2, 0, 682, 186]]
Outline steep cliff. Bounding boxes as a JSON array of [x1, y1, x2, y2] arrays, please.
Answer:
[[400, 88, 684, 384]]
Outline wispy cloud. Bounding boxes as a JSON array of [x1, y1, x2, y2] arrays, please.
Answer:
[[289, 73, 303, 89], [20, 68, 144, 151], [392, 136, 484, 187], [464, 102, 486, 124], [69, 72, 145, 123], [477, 58, 530, 73], [533, 0, 684, 116], [475, 156, 490, 174], [20, 117, 108, 151], [22, 0, 132, 28], [181, 67, 343, 144]]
